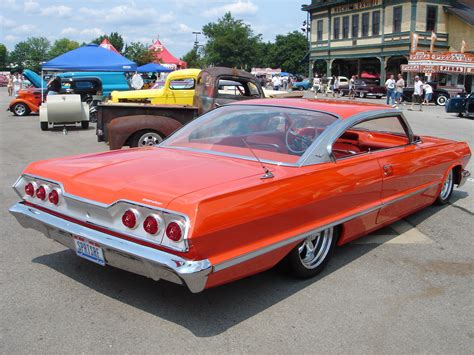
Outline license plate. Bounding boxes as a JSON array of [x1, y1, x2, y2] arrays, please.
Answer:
[[73, 235, 105, 266]]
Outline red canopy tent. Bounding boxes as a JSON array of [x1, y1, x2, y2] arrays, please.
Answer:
[[99, 38, 120, 54], [150, 39, 187, 70]]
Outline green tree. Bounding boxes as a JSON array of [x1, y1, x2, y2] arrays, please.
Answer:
[[9, 37, 51, 72], [0, 43, 8, 68], [267, 31, 308, 74], [123, 42, 157, 66], [48, 38, 80, 59], [92, 32, 124, 53], [202, 12, 261, 69], [182, 46, 203, 68]]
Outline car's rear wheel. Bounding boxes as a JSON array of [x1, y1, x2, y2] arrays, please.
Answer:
[[40, 122, 48, 131], [359, 92, 365, 98], [131, 130, 163, 148], [81, 121, 89, 129], [286, 226, 338, 278], [13, 103, 30, 116], [435, 168, 454, 205], [436, 95, 448, 106]]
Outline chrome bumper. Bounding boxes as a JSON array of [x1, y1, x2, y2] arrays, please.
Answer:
[[9, 202, 212, 293], [458, 169, 471, 187]]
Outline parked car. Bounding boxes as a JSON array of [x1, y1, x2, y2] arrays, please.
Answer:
[[97, 67, 265, 149], [340, 79, 386, 98], [8, 87, 43, 116], [57, 71, 130, 97], [292, 79, 311, 91], [402, 82, 452, 106], [445, 92, 474, 118], [9, 99, 471, 293]]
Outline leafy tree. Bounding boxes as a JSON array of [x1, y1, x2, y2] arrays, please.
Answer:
[[9, 37, 50, 72], [92, 32, 124, 53], [202, 12, 261, 69], [182, 46, 203, 68], [266, 31, 308, 74], [0, 43, 8, 68], [123, 42, 158, 66], [48, 38, 80, 59]]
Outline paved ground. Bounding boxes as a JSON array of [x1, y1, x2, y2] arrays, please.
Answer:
[[1, 87, 473, 353]]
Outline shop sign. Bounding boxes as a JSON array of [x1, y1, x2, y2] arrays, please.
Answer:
[[438, 65, 465, 74], [409, 51, 474, 64], [401, 64, 421, 72], [332, 0, 381, 14]]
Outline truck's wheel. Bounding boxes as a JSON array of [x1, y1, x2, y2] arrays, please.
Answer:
[[436, 95, 448, 106], [81, 121, 89, 129], [40, 122, 48, 131], [13, 103, 30, 116], [131, 130, 163, 148]]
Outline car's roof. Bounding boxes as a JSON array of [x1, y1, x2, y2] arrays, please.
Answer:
[[231, 98, 394, 119]]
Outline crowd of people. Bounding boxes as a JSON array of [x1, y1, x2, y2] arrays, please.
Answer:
[[6, 73, 26, 97]]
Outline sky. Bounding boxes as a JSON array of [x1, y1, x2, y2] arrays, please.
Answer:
[[0, 0, 307, 58]]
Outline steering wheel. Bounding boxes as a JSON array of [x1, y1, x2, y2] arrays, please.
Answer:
[[284, 114, 315, 155]]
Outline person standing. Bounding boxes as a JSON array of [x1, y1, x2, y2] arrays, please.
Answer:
[[7, 73, 13, 96], [332, 75, 339, 97], [385, 74, 396, 106], [395, 74, 405, 108], [423, 82, 433, 105], [272, 74, 281, 91], [321, 74, 329, 96], [312, 74, 320, 97], [12, 73, 22, 96], [410, 76, 424, 111], [349, 75, 356, 99]]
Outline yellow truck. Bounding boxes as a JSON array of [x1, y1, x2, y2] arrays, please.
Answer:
[[110, 69, 201, 105]]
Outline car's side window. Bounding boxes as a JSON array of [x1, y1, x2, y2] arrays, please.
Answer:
[[169, 78, 195, 90], [333, 116, 410, 159]]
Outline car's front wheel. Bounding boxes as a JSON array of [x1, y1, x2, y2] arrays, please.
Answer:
[[40, 122, 48, 131], [81, 121, 89, 129], [12, 103, 30, 116], [286, 226, 338, 278], [436, 95, 448, 106], [435, 168, 454, 205]]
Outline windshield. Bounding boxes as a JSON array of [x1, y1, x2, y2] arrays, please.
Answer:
[[162, 105, 338, 164]]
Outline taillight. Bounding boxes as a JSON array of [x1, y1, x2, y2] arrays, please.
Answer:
[[36, 186, 47, 200], [25, 183, 35, 197], [166, 221, 183, 242], [143, 215, 159, 235], [48, 189, 60, 205], [122, 209, 138, 229]]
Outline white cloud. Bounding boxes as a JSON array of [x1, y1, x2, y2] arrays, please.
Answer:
[[0, 15, 16, 27], [15, 24, 37, 34], [41, 5, 72, 17], [61, 27, 104, 38], [177, 23, 192, 33], [203, 0, 258, 17], [24, 0, 39, 12], [4, 35, 19, 42], [79, 6, 101, 16]]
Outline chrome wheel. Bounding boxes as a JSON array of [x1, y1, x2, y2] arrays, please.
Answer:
[[436, 95, 448, 106], [298, 227, 334, 270], [138, 132, 163, 147], [440, 169, 453, 200], [13, 103, 28, 116]]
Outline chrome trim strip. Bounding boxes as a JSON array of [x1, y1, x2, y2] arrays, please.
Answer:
[[214, 181, 439, 272], [9, 202, 211, 293]]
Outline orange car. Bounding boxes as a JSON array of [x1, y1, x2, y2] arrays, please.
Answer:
[[9, 99, 471, 293], [9, 87, 43, 116]]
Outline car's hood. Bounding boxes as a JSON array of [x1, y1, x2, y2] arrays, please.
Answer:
[[24, 147, 264, 208], [110, 88, 164, 101]]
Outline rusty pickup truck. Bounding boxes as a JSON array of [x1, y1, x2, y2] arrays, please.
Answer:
[[96, 67, 265, 150]]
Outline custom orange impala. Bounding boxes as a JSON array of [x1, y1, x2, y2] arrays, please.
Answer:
[[9, 99, 471, 293]]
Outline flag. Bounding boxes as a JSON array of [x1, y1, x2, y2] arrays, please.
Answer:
[[410, 33, 419, 53], [430, 31, 437, 52], [461, 39, 467, 53]]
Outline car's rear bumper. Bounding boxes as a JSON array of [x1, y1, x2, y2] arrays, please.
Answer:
[[458, 169, 471, 187], [9, 202, 212, 293]]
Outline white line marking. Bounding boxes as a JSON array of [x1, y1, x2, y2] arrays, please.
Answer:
[[352, 220, 432, 245]]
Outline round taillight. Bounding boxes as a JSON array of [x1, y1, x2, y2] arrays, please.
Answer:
[[25, 183, 35, 197], [166, 221, 183, 242], [143, 215, 159, 235], [48, 189, 60, 205], [36, 186, 47, 200], [122, 209, 138, 229]]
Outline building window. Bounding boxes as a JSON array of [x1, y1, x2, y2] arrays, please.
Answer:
[[342, 16, 349, 39], [333, 17, 340, 39], [393, 6, 402, 33], [362, 12, 369, 37], [426, 5, 437, 32], [317, 20, 323, 41], [372, 11, 380, 36], [352, 14, 359, 38]]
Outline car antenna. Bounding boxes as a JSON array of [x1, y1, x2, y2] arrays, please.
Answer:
[[241, 138, 274, 180]]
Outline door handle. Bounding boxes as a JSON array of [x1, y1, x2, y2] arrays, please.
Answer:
[[383, 164, 393, 176]]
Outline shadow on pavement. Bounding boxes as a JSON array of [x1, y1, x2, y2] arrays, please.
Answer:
[[31, 204, 451, 337]]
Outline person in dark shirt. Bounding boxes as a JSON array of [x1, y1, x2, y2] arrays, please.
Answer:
[[47, 76, 61, 95]]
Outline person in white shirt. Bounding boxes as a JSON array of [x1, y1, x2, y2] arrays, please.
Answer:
[[395, 74, 405, 108], [385, 74, 396, 106], [272, 74, 281, 91], [12, 73, 22, 96], [410, 76, 424, 111], [423, 83, 433, 105], [312, 74, 320, 95]]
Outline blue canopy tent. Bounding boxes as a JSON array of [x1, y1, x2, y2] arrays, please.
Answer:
[[137, 63, 172, 73]]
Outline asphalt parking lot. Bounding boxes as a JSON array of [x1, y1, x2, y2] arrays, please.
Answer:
[[1, 87, 473, 353]]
